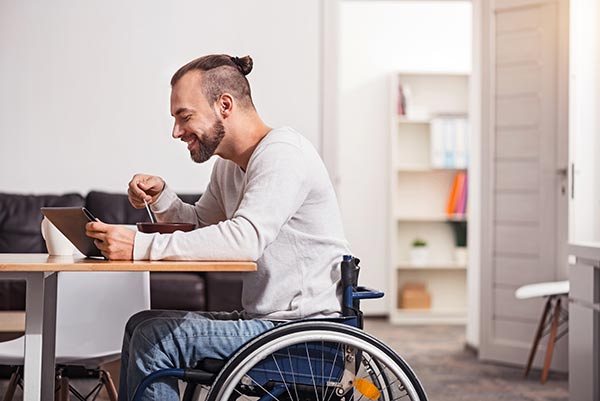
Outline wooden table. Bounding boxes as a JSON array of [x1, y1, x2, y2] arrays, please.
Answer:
[[0, 254, 256, 401]]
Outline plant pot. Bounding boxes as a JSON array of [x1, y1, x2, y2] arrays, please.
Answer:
[[455, 246, 468, 266], [410, 246, 429, 266]]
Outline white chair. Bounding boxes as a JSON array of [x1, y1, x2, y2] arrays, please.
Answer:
[[515, 280, 569, 384], [0, 271, 150, 401]]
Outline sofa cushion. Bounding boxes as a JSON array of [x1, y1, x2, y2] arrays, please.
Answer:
[[0, 192, 85, 253], [204, 272, 245, 312], [150, 273, 205, 311]]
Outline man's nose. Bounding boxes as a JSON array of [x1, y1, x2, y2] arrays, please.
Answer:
[[172, 123, 184, 139]]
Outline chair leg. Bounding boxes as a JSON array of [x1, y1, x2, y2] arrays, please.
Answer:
[[541, 297, 561, 384], [2, 367, 21, 401], [54, 375, 69, 401], [524, 296, 553, 377], [100, 370, 119, 401], [60, 376, 69, 401]]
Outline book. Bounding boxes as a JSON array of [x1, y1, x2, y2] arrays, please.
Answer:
[[430, 118, 445, 168], [446, 174, 460, 215], [447, 172, 467, 216], [430, 115, 469, 169], [454, 118, 468, 169], [454, 173, 468, 215], [397, 84, 406, 116], [443, 118, 455, 168]]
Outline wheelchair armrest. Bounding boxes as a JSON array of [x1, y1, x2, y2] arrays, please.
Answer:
[[352, 286, 384, 300]]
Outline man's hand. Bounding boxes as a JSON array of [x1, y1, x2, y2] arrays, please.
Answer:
[[128, 174, 165, 209], [85, 221, 136, 260]]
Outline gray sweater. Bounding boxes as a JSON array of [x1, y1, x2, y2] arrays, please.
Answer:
[[133, 127, 350, 320]]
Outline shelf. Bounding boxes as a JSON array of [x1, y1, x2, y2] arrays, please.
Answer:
[[395, 214, 467, 222], [396, 70, 470, 77], [396, 165, 468, 172], [396, 261, 467, 270], [395, 165, 432, 172], [389, 308, 467, 325], [397, 117, 431, 125]]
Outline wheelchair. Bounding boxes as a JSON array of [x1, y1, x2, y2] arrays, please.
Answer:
[[132, 256, 428, 401]]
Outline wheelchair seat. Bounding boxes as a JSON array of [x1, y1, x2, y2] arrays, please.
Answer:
[[131, 256, 428, 401]]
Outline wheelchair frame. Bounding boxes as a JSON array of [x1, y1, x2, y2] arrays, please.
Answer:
[[131, 256, 427, 401]]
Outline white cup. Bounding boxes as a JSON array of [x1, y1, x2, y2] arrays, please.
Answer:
[[41, 217, 75, 256]]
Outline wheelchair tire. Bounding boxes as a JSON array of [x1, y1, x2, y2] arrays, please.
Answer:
[[205, 321, 427, 401]]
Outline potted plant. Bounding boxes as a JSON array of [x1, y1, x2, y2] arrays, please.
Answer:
[[450, 221, 468, 265], [410, 238, 429, 266]]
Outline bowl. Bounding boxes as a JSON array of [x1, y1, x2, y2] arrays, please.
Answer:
[[136, 222, 196, 234]]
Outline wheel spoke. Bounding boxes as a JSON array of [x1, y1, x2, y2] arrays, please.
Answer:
[[305, 342, 321, 401], [232, 386, 254, 400], [244, 374, 283, 400], [362, 354, 411, 400], [287, 348, 301, 401], [271, 353, 295, 401], [322, 342, 342, 401], [321, 340, 325, 401]]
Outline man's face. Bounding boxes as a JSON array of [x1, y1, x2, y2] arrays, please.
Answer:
[[170, 72, 226, 163]]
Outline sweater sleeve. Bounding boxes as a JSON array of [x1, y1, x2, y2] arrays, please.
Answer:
[[133, 141, 309, 260], [150, 164, 226, 228]]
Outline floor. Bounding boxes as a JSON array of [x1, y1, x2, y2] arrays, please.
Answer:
[[0, 318, 568, 400], [363, 319, 568, 401]]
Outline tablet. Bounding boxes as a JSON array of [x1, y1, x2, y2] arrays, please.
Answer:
[[40, 207, 103, 258]]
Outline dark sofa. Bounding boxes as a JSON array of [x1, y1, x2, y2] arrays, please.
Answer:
[[0, 191, 243, 312]]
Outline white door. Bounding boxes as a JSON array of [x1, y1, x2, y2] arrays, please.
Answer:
[[569, 0, 600, 243], [479, 0, 569, 369]]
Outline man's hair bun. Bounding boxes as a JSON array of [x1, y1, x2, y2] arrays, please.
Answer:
[[230, 55, 253, 76]]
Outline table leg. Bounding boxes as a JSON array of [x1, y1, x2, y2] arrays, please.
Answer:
[[23, 272, 58, 401]]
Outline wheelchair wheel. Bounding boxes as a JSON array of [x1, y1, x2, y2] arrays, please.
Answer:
[[205, 321, 427, 401]]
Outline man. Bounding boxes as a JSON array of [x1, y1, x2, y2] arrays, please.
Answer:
[[85, 54, 349, 400]]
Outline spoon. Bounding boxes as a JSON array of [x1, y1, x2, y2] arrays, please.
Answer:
[[143, 199, 156, 224]]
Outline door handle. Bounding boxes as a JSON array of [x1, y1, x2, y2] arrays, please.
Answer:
[[571, 163, 575, 199], [556, 167, 568, 177], [556, 167, 568, 196]]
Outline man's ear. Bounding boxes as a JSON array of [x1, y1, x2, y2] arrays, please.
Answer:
[[217, 93, 234, 118]]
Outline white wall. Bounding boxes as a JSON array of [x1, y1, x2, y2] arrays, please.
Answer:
[[339, 1, 473, 316], [569, 0, 600, 243], [0, 0, 322, 194]]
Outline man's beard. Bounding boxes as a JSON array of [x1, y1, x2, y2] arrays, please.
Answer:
[[190, 119, 225, 163]]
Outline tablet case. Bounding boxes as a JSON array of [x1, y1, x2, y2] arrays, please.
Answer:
[[40, 207, 103, 257]]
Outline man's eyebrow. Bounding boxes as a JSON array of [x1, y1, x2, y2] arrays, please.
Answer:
[[172, 108, 192, 117]]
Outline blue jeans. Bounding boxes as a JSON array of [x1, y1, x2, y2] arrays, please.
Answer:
[[118, 309, 276, 401]]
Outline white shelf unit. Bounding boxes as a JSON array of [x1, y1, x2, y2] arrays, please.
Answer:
[[389, 72, 470, 325]]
